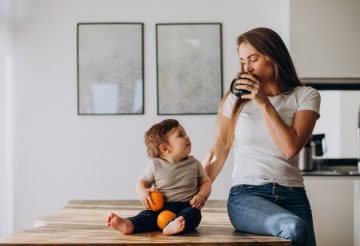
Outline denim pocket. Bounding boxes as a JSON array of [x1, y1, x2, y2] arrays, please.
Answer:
[[291, 187, 305, 193], [286, 187, 306, 197]]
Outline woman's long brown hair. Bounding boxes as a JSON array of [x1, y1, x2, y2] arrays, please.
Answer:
[[219, 27, 303, 149]]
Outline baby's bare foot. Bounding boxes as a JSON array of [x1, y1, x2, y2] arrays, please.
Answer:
[[107, 212, 134, 235], [162, 216, 185, 235]]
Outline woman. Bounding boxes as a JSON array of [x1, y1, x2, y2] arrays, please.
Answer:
[[203, 27, 320, 246]]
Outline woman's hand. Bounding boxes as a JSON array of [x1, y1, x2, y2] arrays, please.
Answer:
[[235, 73, 268, 107]]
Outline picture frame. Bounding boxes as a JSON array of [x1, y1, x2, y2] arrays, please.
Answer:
[[156, 23, 223, 115], [77, 23, 144, 115]]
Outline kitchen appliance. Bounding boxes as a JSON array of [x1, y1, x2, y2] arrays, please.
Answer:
[[358, 104, 360, 171], [311, 133, 327, 170], [299, 133, 327, 171], [299, 140, 313, 171]]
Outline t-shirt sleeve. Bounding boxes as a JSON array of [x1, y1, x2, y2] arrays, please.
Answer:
[[141, 160, 155, 185], [221, 93, 237, 119], [298, 86, 321, 116]]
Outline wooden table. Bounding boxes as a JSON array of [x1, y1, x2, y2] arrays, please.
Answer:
[[0, 200, 291, 245]]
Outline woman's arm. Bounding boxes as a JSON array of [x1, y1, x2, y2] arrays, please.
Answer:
[[239, 74, 319, 160], [260, 101, 319, 160], [202, 115, 231, 182]]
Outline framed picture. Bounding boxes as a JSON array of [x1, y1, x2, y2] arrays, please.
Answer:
[[77, 23, 144, 115], [156, 23, 223, 115]]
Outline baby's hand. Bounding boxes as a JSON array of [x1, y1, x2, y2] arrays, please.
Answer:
[[138, 188, 154, 210], [190, 193, 206, 209]]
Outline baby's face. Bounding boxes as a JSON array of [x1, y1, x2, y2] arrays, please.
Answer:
[[165, 125, 191, 162]]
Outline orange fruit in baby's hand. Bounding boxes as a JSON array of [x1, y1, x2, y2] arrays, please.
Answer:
[[157, 210, 177, 230], [149, 190, 164, 211]]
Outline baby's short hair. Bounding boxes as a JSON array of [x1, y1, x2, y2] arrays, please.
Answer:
[[144, 119, 179, 158]]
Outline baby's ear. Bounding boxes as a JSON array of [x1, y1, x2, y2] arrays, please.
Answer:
[[158, 143, 169, 154]]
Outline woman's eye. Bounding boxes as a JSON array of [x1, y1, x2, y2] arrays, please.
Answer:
[[251, 59, 258, 63]]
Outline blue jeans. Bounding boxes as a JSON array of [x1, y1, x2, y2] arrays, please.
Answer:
[[227, 183, 316, 246]]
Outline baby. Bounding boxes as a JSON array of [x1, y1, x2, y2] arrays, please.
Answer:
[[107, 119, 212, 235]]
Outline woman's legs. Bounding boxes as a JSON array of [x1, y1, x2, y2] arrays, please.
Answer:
[[227, 184, 316, 246], [276, 185, 316, 246]]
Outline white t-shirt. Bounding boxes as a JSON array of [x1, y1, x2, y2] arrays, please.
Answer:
[[222, 86, 320, 187]]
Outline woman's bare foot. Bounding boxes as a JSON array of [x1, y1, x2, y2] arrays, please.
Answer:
[[107, 212, 134, 235], [162, 216, 186, 235]]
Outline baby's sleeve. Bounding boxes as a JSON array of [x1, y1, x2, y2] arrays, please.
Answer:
[[196, 159, 207, 183], [140, 160, 155, 185]]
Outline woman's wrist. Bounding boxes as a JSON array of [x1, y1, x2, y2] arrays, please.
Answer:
[[256, 96, 271, 111]]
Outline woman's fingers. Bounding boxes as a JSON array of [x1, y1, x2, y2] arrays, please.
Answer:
[[239, 73, 259, 84], [235, 78, 253, 87]]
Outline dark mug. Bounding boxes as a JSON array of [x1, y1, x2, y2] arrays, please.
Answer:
[[230, 72, 252, 97]]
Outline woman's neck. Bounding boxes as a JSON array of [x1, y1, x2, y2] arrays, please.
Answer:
[[263, 80, 280, 96]]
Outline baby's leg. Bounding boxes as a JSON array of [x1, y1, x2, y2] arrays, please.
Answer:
[[177, 207, 201, 233], [107, 212, 134, 235], [162, 216, 185, 235]]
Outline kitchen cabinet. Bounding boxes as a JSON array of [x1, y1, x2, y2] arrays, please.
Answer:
[[289, 0, 360, 77], [304, 177, 360, 246]]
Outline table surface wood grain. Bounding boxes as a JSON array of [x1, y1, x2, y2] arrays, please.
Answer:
[[0, 200, 291, 245]]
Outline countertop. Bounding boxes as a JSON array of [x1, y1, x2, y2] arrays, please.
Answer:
[[0, 200, 291, 245], [302, 160, 360, 176], [302, 169, 360, 176]]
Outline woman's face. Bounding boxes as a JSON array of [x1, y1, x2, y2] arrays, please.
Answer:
[[238, 41, 275, 84]]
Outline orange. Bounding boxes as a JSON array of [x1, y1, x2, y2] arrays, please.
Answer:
[[149, 190, 164, 211], [157, 210, 176, 230]]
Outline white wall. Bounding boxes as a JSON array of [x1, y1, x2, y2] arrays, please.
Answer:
[[0, 0, 15, 238], [3, 0, 290, 235], [314, 91, 360, 158], [313, 91, 342, 157]]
